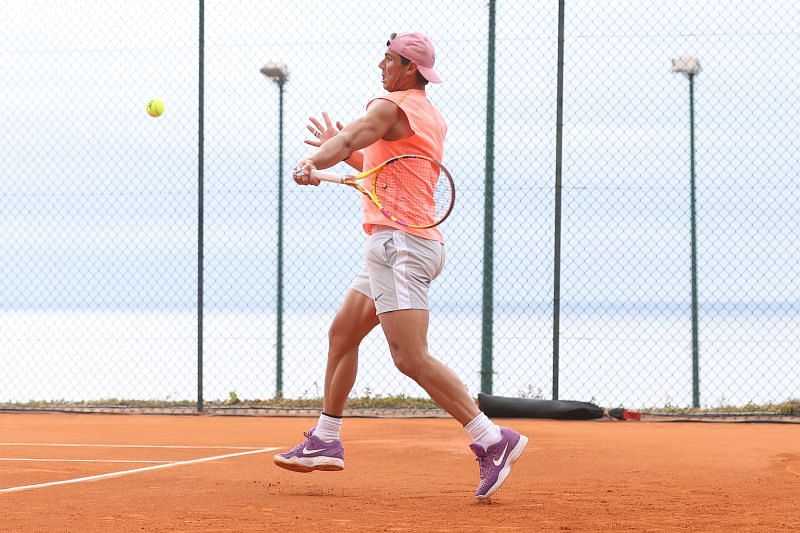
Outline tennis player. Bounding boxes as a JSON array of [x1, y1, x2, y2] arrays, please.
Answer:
[[274, 32, 527, 500]]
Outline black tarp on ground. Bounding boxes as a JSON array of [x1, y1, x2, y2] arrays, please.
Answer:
[[478, 393, 607, 420]]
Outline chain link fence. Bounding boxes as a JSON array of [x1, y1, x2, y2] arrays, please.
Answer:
[[2, 1, 797, 410]]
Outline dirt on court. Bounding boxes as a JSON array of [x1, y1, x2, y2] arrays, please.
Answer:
[[0, 412, 798, 532]]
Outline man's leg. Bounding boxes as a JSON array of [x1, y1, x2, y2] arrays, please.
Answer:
[[323, 289, 380, 416], [378, 308, 478, 424], [274, 289, 378, 473], [379, 308, 528, 499]]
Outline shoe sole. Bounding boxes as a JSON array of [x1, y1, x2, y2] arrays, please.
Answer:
[[475, 434, 528, 500], [273, 455, 344, 473]]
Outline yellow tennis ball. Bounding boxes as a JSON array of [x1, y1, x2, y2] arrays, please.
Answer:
[[146, 99, 164, 118]]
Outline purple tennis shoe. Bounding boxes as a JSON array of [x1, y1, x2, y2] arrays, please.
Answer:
[[274, 428, 344, 473], [469, 427, 528, 500]]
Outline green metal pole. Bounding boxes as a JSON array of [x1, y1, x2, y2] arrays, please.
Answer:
[[196, 0, 205, 412], [480, 0, 496, 395], [689, 73, 700, 408], [552, 0, 565, 401], [276, 81, 285, 399]]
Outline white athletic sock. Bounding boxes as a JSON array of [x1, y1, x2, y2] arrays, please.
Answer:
[[314, 412, 342, 442], [464, 412, 502, 451]]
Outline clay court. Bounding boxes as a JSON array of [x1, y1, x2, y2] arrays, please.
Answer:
[[0, 412, 797, 531]]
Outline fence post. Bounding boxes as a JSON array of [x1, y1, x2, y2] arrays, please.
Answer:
[[196, 0, 205, 412], [481, 0, 497, 395], [689, 72, 700, 408], [552, 0, 566, 401]]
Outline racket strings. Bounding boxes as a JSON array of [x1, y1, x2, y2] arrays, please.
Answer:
[[375, 157, 453, 228]]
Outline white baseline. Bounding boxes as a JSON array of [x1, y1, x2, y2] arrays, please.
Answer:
[[0, 447, 279, 494]]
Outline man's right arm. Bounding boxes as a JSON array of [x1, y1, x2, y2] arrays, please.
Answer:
[[309, 99, 399, 170]]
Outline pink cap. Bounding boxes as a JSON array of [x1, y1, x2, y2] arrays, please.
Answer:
[[388, 32, 442, 84]]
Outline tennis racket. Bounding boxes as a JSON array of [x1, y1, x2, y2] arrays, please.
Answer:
[[305, 154, 455, 229]]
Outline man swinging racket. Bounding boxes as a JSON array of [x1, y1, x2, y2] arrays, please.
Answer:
[[274, 32, 527, 500]]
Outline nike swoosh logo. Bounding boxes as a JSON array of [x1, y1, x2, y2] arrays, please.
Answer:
[[493, 443, 509, 466], [303, 446, 327, 455]]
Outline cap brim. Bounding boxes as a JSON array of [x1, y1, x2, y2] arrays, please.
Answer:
[[418, 65, 442, 84]]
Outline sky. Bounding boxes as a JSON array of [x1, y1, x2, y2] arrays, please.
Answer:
[[1, 0, 797, 312]]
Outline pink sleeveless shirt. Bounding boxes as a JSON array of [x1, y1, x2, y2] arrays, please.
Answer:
[[361, 89, 447, 243]]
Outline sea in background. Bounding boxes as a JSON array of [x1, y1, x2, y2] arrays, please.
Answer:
[[2, 309, 796, 409]]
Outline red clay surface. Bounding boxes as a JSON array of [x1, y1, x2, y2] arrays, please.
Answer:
[[0, 413, 798, 531]]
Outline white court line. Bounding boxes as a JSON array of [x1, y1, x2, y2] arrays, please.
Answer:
[[0, 458, 171, 464], [0, 443, 262, 450], [0, 447, 279, 494]]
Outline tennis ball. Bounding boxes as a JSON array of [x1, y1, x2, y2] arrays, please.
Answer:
[[146, 98, 164, 118]]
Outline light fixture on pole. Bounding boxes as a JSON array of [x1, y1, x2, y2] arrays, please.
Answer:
[[672, 54, 701, 408], [260, 61, 289, 399]]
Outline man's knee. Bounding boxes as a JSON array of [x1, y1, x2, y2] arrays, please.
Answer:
[[328, 322, 357, 356], [389, 345, 426, 380]]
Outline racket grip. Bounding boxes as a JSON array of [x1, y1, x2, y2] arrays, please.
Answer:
[[311, 169, 347, 184]]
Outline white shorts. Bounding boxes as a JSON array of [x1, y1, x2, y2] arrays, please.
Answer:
[[351, 227, 445, 314]]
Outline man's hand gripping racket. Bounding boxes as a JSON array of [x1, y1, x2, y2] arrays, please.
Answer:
[[293, 154, 455, 229]]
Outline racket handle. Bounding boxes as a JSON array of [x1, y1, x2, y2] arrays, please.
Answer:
[[311, 169, 348, 184]]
